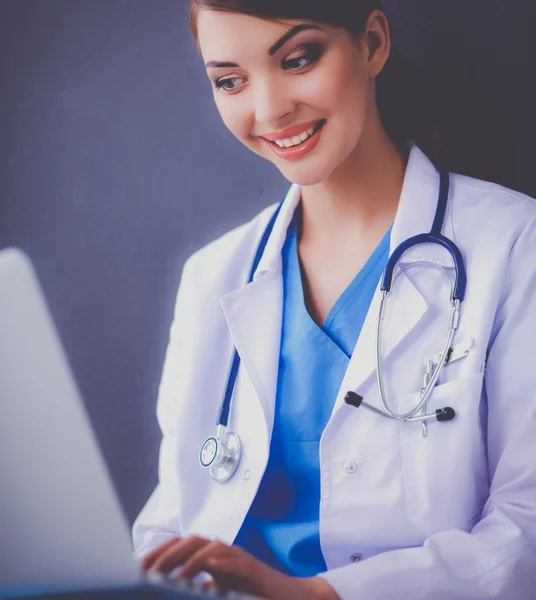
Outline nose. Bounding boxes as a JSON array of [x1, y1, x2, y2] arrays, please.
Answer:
[[253, 77, 296, 128]]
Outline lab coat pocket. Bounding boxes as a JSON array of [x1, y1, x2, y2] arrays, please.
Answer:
[[400, 371, 489, 537]]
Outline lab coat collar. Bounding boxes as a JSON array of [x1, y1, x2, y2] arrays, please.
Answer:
[[253, 184, 301, 280], [390, 144, 455, 267]]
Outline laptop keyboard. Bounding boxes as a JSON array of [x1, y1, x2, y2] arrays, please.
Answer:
[[16, 583, 262, 600], [146, 575, 263, 599]]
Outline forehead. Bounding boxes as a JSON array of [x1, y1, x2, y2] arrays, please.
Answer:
[[196, 9, 321, 61]]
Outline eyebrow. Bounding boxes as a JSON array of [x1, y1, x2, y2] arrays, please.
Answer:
[[268, 24, 322, 56], [205, 24, 322, 69]]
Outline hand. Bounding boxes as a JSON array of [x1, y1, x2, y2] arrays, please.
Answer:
[[142, 536, 339, 600]]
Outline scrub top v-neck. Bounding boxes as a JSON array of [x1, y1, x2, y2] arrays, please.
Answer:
[[234, 207, 392, 576]]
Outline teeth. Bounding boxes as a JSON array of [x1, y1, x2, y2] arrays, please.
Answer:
[[273, 124, 319, 149]]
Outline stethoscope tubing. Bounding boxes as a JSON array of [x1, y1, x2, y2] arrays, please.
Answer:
[[374, 170, 466, 421], [375, 294, 460, 421], [204, 168, 466, 482], [381, 171, 467, 302]]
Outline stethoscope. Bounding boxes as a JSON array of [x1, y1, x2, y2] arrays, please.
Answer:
[[200, 170, 466, 482]]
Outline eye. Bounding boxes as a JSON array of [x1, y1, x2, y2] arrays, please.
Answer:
[[215, 76, 245, 92], [282, 43, 324, 71]]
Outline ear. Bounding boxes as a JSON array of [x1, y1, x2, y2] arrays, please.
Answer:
[[363, 10, 391, 78]]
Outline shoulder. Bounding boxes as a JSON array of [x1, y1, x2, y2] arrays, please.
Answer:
[[449, 173, 536, 252], [180, 201, 280, 294], [450, 173, 536, 230]]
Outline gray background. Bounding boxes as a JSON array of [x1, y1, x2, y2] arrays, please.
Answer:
[[1, 0, 535, 525]]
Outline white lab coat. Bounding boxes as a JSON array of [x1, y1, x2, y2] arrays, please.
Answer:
[[133, 146, 536, 599]]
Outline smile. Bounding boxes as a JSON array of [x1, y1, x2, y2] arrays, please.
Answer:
[[272, 123, 319, 148], [262, 120, 326, 160]]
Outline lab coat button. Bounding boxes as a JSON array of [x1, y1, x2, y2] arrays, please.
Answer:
[[344, 461, 357, 474], [244, 469, 251, 480], [350, 553, 364, 563]]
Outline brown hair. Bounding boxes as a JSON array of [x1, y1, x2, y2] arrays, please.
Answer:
[[188, 0, 447, 162]]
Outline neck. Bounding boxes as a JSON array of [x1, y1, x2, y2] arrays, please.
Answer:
[[299, 119, 407, 245]]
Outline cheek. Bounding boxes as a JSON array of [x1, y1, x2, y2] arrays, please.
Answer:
[[300, 54, 370, 131], [327, 58, 369, 120], [322, 67, 371, 166]]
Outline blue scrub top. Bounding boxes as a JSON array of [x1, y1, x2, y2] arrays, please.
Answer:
[[234, 206, 392, 576]]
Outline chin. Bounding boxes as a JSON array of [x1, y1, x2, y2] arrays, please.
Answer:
[[277, 161, 336, 187]]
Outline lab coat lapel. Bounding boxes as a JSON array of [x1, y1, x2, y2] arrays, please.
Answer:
[[332, 146, 453, 409], [220, 186, 301, 436], [220, 271, 283, 435], [340, 273, 429, 399]]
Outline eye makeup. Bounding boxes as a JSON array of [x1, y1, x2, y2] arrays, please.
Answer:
[[282, 42, 324, 71], [213, 42, 325, 92], [214, 76, 244, 91]]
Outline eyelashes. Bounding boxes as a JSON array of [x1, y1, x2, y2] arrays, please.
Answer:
[[214, 43, 325, 92], [215, 77, 243, 91], [282, 43, 324, 70]]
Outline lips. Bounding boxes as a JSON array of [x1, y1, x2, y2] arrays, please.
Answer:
[[261, 119, 327, 161], [261, 120, 323, 142]]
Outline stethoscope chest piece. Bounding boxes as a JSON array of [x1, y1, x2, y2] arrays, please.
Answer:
[[200, 426, 241, 483]]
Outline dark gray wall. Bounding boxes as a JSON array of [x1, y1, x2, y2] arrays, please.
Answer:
[[1, 0, 535, 525]]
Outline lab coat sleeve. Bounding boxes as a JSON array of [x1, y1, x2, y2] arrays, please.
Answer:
[[132, 257, 196, 559], [318, 218, 536, 600]]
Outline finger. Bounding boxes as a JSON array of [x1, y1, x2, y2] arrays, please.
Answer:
[[151, 536, 210, 575], [179, 541, 233, 580], [184, 548, 264, 595], [204, 555, 265, 597], [141, 538, 181, 571], [204, 554, 252, 581]]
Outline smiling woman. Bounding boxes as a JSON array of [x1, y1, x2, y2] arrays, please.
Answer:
[[132, 2, 536, 599], [190, 0, 446, 178]]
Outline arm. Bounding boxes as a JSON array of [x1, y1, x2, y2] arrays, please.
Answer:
[[132, 258, 196, 558], [318, 219, 536, 600]]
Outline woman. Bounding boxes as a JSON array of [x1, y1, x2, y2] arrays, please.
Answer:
[[133, 1, 536, 598]]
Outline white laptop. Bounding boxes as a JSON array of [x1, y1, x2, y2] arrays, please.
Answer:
[[0, 248, 257, 600]]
